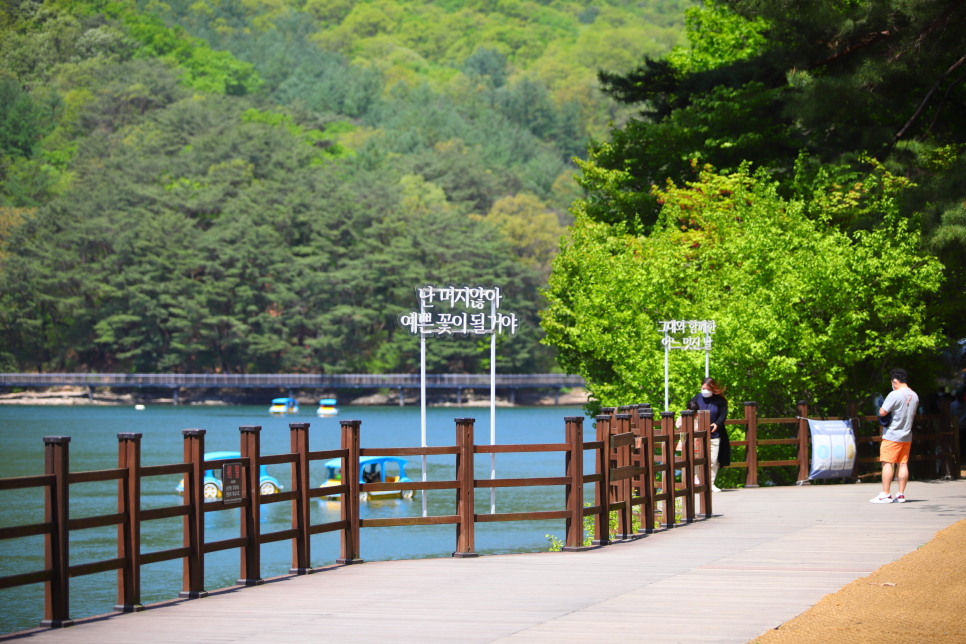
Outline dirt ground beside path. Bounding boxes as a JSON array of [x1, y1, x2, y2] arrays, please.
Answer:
[[750, 517, 966, 644]]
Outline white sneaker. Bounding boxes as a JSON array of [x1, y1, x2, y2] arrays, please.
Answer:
[[894, 493, 906, 503], [711, 484, 721, 493], [870, 492, 893, 503]]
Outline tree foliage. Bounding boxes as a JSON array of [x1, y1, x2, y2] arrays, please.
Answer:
[[0, 76, 548, 373], [1, 0, 604, 374], [543, 163, 943, 416], [575, 0, 966, 357], [482, 192, 566, 279]]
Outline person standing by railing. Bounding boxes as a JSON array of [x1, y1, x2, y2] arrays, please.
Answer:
[[690, 378, 730, 492], [870, 368, 919, 504]]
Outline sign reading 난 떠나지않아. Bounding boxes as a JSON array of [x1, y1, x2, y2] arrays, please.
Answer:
[[398, 285, 520, 517], [659, 319, 716, 411]]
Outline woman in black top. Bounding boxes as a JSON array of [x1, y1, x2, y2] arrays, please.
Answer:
[[688, 377, 731, 491]]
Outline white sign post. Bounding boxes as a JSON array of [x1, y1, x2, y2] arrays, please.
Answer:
[[659, 320, 716, 411], [489, 295, 496, 515], [399, 285, 520, 516]]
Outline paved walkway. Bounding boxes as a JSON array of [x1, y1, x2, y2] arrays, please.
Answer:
[[8, 480, 966, 643]]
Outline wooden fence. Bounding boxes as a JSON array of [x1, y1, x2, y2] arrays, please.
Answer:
[[0, 412, 711, 629], [720, 400, 960, 486]]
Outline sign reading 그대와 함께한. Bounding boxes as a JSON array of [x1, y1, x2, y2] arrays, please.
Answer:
[[658, 319, 716, 410]]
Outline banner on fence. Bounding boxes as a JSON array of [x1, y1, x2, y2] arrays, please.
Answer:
[[807, 419, 856, 479]]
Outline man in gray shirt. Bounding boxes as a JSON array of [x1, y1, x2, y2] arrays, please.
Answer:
[[870, 368, 919, 504]]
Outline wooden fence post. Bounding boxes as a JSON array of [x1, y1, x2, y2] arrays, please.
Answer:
[[592, 414, 613, 545], [563, 416, 586, 551], [601, 407, 616, 461], [796, 401, 810, 485], [238, 425, 263, 586], [629, 405, 643, 532], [696, 410, 713, 519], [681, 410, 695, 524], [628, 404, 640, 436], [289, 422, 313, 575], [180, 429, 207, 599], [638, 409, 655, 534], [660, 412, 676, 529], [337, 420, 363, 565], [454, 418, 478, 558], [696, 409, 714, 519], [115, 433, 143, 613], [618, 406, 634, 434], [614, 413, 633, 539], [41, 436, 72, 628], [744, 402, 759, 488], [846, 401, 860, 481], [940, 398, 960, 480]]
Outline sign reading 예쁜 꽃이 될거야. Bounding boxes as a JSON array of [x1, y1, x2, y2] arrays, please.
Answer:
[[398, 285, 519, 336], [398, 284, 521, 518]]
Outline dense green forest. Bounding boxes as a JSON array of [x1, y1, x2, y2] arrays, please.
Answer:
[[4, 0, 962, 411], [544, 0, 966, 416], [0, 0, 691, 374]]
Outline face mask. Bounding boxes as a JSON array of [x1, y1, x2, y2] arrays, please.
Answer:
[[701, 389, 712, 398]]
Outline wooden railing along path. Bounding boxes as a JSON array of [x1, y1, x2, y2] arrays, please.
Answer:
[[721, 400, 961, 486], [0, 409, 712, 629]]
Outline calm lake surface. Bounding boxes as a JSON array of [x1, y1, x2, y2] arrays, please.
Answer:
[[0, 404, 592, 634]]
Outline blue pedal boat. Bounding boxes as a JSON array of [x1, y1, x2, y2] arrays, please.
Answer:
[[320, 456, 414, 501], [176, 451, 283, 499], [269, 397, 299, 414]]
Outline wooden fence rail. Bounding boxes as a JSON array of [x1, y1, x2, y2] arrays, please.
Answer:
[[714, 400, 959, 486], [0, 413, 714, 629], [1, 401, 957, 630]]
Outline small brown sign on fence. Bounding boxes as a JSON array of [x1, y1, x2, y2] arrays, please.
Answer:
[[222, 462, 242, 504]]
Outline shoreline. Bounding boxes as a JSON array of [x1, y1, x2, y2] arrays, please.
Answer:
[[0, 386, 590, 408]]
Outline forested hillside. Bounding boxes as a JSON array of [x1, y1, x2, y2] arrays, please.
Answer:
[[0, 0, 690, 374]]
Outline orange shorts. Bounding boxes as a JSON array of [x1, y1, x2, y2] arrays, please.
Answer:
[[880, 439, 911, 464]]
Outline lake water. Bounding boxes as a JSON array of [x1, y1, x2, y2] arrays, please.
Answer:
[[0, 404, 592, 634]]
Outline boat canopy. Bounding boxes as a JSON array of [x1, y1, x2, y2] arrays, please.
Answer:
[[271, 398, 296, 404], [319, 399, 337, 405], [204, 451, 241, 461]]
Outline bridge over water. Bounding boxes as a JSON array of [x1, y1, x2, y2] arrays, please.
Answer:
[[0, 373, 586, 404], [6, 479, 965, 643]]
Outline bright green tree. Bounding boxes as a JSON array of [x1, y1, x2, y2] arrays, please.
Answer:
[[542, 162, 943, 417], [591, 0, 966, 344]]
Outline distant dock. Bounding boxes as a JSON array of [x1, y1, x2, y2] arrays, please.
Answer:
[[0, 373, 587, 405]]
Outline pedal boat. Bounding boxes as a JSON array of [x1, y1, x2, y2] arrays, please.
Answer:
[[269, 397, 299, 414], [317, 398, 338, 417], [176, 451, 283, 499], [320, 456, 414, 501]]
